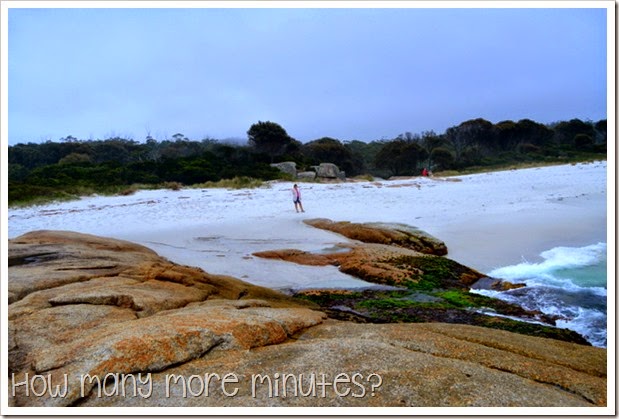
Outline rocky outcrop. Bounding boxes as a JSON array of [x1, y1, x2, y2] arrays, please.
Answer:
[[270, 161, 297, 178], [271, 162, 345, 181], [8, 230, 305, 310], [254, 220, 588, 344], [297, 171, 317, 180], [312, 163, 345, 180], [303, 218, 448, 256], [8, 230, 322, 407], [471, 276, 527, 291], [76, 320, 606, 408], [7, 231, 607, 408], [254, 242, 480, 289]]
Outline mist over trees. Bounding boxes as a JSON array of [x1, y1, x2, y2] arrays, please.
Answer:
[[8, 117, 607, 204]]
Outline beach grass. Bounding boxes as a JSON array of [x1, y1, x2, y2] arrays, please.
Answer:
[[192, 176, 266, 189]]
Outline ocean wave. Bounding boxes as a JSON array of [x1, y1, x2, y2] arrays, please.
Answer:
[[489, 242, 606, 280], [556, 307, 607, 348], [476, 242, 607, 347], [488, 242, 607, 291]]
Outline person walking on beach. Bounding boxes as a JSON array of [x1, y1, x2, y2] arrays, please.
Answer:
[[292, 184, 305, 213]]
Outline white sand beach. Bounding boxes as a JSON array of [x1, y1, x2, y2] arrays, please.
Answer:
[[8, 161, 609, 291]]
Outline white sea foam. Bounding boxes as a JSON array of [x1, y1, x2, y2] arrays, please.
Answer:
[[478, 242, 608, 347], [489, 242, 606, 281], [556, 307, 607, 348]]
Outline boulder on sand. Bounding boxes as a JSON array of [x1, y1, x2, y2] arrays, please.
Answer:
[[270, 161, 297, 178], [312, 163, 345, 180]]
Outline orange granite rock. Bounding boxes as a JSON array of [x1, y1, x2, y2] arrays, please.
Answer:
[[303, 218, 448, 255], [7, 230, 607, 409]]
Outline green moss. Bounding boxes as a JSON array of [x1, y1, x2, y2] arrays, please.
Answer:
[[475, 316, 590, 345], [390, 255, 467, 290], [434, 290, 499, 308], [292, 288, 590, 345], [356, 290, 498, 312]]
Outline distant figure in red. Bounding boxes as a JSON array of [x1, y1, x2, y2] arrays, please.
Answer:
[[421, 167, 429, 177], [292, 184, 305, 213]]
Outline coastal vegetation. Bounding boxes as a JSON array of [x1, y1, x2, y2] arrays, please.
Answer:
[[8, 117, 606, 205], [295, 288, 589, 344]]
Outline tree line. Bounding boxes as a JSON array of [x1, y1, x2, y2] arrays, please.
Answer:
[[8, 117, 606, 204]]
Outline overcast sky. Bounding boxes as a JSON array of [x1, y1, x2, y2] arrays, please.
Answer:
[[6, 2, 609, 145]]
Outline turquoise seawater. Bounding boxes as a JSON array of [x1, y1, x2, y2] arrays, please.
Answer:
[[555, 259, 607, 288], [475, 243, 607, 347]]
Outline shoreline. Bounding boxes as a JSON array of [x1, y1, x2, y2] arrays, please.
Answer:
[[429, 194, 607, 274], [7, 161, 609, 289]]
